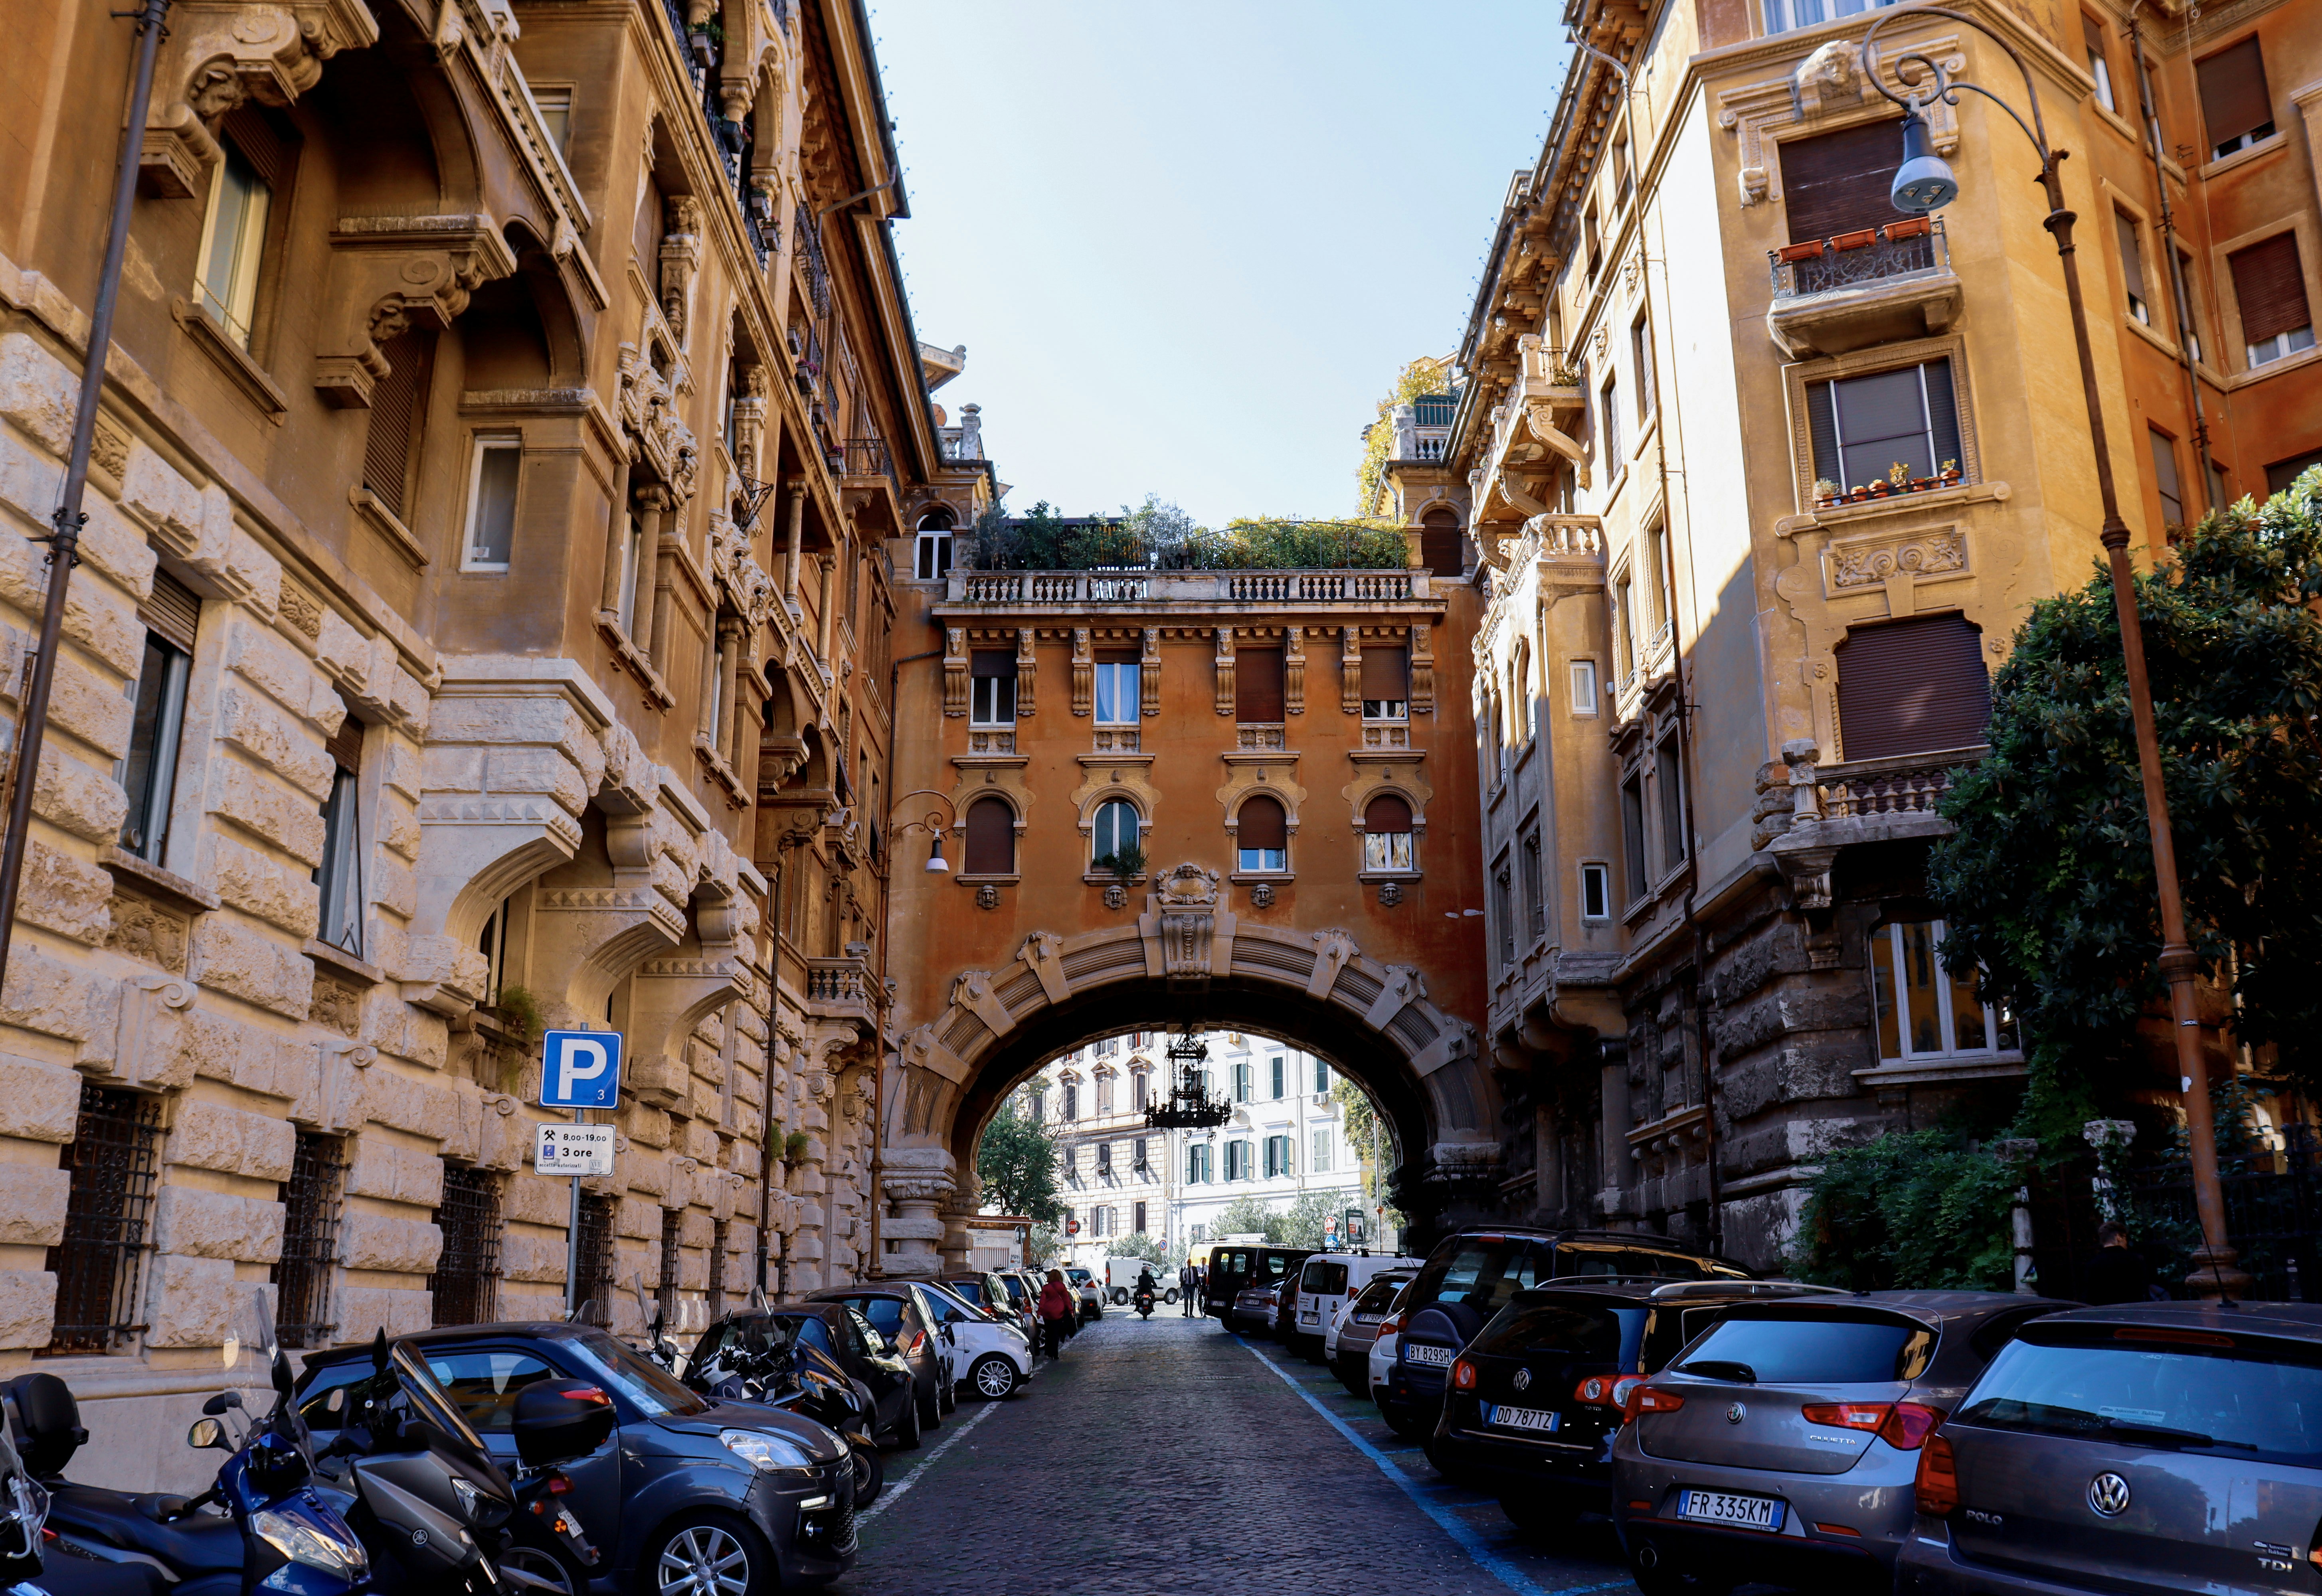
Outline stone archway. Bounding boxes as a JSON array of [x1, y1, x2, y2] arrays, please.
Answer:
[[878, 863, 1499, 1276]]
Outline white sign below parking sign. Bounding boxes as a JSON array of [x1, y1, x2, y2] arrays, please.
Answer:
[[539, 1029, 623, 1110], [534, 1122, 616, 1176]]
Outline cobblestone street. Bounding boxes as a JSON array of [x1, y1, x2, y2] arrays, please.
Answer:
[[837, 1311, 1641, 1596]]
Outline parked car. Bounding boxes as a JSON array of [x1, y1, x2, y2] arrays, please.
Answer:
[[1432, 1279, 1838, 1534], [1062, 1266, 1104, 1321], [1612, 1290, 2075, 1595], [1329, 1269, 1417, 1394], [917, 1278, 1037, 1400], [1104, 1258, 1176, 1304], [295, 1322, 858, 1596], [804, 1283, 953, 1428], [1228, 1281, 1285, 1336], [1379, 1227, 1752, 1440], [1205, 1244, 1315, 1325], [693, 1302, 922, 1450], [1369, 1283, 1410, 1402], [942, 1272, 1036, 1341], [991, 1270, 1039, 1335], [1292, 1253, 1424, 1361], [1893, 1299, 2322, 1596]]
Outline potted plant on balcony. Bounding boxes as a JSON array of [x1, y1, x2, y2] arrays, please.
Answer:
[[1831, 227, 1881, 252], [1776, 240, 1827, 265], [1812, 477, 1840, 508], [1940, 458, 1961, 485]]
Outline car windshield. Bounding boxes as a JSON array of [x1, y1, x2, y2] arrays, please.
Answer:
[[837, 1296, 908, 1336], [391, 1344, 492, 1451], [1476, 1301, 1642, 1362], [566, 1330, 711, 1417], [947, 1279, 988, 1306], [1350, 1276, 1408, 1314], [1554, 1242, 1715, 1281], [997, 1276, 1029, 1304], [1408, 1237, 1556, 1321], [921, 1284, 995, 1323], [1677, 1312, 1934, 1385], [1959, 1336, 2322, 1466], [1642, 1302, 1752, 1372]]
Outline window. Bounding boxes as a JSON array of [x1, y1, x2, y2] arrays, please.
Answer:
[[46, 1082, 162, 1353], [1226, 1139, 1251, 1181], [1778, 118, 1905, 243], [476, 892, 516, 1008], [1186, 1143, 1212, 1184], [534, 90, 573, 152], [1584, 202, 1602, 278], [424, 1350, 556, 1430], [1132, 1135, 1149, 1170], [117, 571, 198, 865], [1569, 658, 1598, 717], [2149, 428, 2186, 528], [1270, 1057, 1285, 1099], [2083, 15, 2116, 113], [2196, 36, 2273, 161], [1492, 854, 1515, 963], [2228, 234, 2313, 367], [1655, 736, 1687, 871], [1580, 861, 1612, 921], [1763, 0, 1905, 36], [362, 330, 433, 522], [429, 1165, 501, 1328], [1868, 918, 2019, 1062], [1236, 794, 1287, 873], [1097, 1075, 1115, 1114], [1361, 645, 1409, 720], [1232, 1063, 1252, 1103], [316, 707, 365, 957], [963, 795, 1014, 875], [2268, 450, 2322, 495], [1614, 574, 1638, 681], [273, 1131, 347, 1348], [1312, 1129, 1332, 1173], [2115, 212, 2150, 325], [1133, 1201, 1147, 1233], [463, 437, 521, 570], [1132, 1073, 1148, 1113], [1645, 523, 1672, 640], [1419, 506, 1464, 576], [1620, 775, 1648, 905], [655, 1205, 683, 1320], [616, 510, 646, 636], [1236, 646, 1285, 722], [1093, 1206, 1112, 1238], [1096, 1140, 1112, 1172], [1361, 793, 1414, 872], [194, 140, 272, 348], [1094, 654, 1139, 723], [914, 509, 955, 581], [1600, 374, 1622, 467], [1314, 1058, 1329, 1094], [1632, 315, 1655, 422], [1062, 1080, 1079, 1120], [1833, 612, 1992, 759], [1804, 357, 1964, 492], [969, 650, 1017, 725], [1521, 828, 1545, 940], [2177, 246, 2206, 363], [1264, 1135, 1293, 1179], [572, 1192, 615, 1327], [1092, 799, 1139, 869], [1612, 132, 1634, 209]]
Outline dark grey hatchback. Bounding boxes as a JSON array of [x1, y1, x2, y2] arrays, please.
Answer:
[[1896, 1301, 2322, 1596]]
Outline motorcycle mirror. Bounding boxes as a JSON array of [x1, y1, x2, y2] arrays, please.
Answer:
[[271, 1348, 295, 1400], [369, 1327, 390, 1375], [201, 1391, 244, 1416], [187, 1418, 231, 1452]]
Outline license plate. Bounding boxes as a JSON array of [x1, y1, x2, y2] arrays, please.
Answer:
[[1301, 1311, 1319, 1323], [1677, 1490, 1785, 1532], [1483, 1404, 1561, 1432], [1404, 1343, 1454, 1367]]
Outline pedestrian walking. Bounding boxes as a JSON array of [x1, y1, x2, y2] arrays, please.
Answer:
[[1038, 1268, 1076, 1360], [2083, 1221, 2158, 1304], [1178, 1260, 1196, 1316]]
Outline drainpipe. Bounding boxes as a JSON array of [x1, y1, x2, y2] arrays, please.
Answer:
[[0, 0, 171, 993], [2126, 2, 2219, 512]]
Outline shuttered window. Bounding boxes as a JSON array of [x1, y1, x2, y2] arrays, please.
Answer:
[[362, 330, 432, 520], [139, 570, 201, 654], [1361, 646, 1407, 717], [1805, 357, 1964, 491], [2196, 37, 2273, 158], [2084, 14, 2116, 112], [1364, 794, 1412, 834], [1237, 795, 1286, 850], [1833, 612, 1992, 760], [963, 796, 1014, 875], [1620, 774, 1646, 903], [1236, 647, 1285, 722], [2148, 428, 2184, 526], [2228, 233, 2313, 365], [1780, 119, 1907, 245], [1420, 506, 1463, 576], [2115, 212, 2149, 324]]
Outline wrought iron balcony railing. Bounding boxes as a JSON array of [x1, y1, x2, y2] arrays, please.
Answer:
[[1770, 217, 1949, 298], [841, 437, 899, 500]]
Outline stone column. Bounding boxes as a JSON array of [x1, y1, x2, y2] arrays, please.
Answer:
[[783, 484, 806, 604], [597, 455, 633, 618], [631, 489, 668, 658], [816, 553, 837, 665], [651, 534, 679, 672], [697, 622, 726, 745]]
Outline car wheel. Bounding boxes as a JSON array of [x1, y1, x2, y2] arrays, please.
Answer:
[[1163, 1287, 1179, 1303], [647, 1511, 774, 1596], [1499, 1493, 1578, 1539], [892, 1387, 923, 1448], [937, 1371, 956, 1416], [968, 1353, 1019, 1399], [918, 1378, 942, 1432], [1110, 1287, 1128, 1305], [850, 1442, 885, 1507], [499, 1535, 581, 1596], [1381, 1404, 1421, 1440]]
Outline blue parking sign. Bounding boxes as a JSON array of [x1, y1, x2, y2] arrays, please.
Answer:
[[540, 1030, 623, 1110]]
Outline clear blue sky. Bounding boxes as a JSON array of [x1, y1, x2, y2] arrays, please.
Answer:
[[870, 2, 1570, 527]]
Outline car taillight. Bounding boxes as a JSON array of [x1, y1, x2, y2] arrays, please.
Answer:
[[1877, 1402, 1945, 1451], [1375, 1314, 1403, 1338], [909, 1331, 927, 1357], [1452, 1359, 1477, 1391], [1801, 1402, 1890, 1432], [1572, 1375, 1644, 1409], [1915, 1432, 1959, 1516], [1623, 1385, 1686, 1423]]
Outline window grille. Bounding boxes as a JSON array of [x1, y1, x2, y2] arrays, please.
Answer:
[[45, 1084, 162, 1354], [709, 1218, 729, 1317], [429, 1164, 501, 1327], [273, 1131, 348, 1349], [573, 1193, 616, 1327], [657, 1206, 684, 1322]]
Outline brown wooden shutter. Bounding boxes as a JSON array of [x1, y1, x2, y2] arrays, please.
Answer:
[[362, 330, 431, 519], [1779, 119, 1907, 245], [1364, 794, 1412, 834], [1420, 507, 1463, 575], [139, 569, 201, 653], [1236, 648, 1285, 721], [2114, 212, 2148, 305], [2229, 233, 2310, 345], [326, 695, 365, 774], [1833, 612, 1992, 760], [969, 649, 1014, 678], [1360, 646, 1408, 701], [1237, 795, 1286, 849], [963, 796, 1013, 874], [1095, 648, 1137, 665], [2197, 37, 2271, 149]]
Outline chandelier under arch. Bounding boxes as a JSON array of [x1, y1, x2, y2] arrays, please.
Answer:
[[1143, 1032, 1231, 1130]]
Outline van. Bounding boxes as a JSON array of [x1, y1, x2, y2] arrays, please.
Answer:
[[1204, 1244, 1315, 1325], [1103, 1257, 1173, 1304], [1290, 1252, 1424, 1361]]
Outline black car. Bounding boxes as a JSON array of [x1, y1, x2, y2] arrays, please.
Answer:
[[296, 1323, 857, 1596], [1379, 1228, 1752, 1439], [1431, 1280, 1833, 1533], [803, 1284, 953, 1429], [691, 1304, 920, 1449], [1205, 1245, 1315, 1326]]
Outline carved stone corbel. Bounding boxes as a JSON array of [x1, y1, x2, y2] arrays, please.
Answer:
[[313, 217, 518, 407], [140, 1, 380, 198]]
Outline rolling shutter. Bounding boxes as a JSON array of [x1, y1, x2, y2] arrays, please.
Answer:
[[1805, 381, 1841, 486], [1360, 646, 1408, 701], [2229, 234, 2310, 345], [1364, 794, 1412, 834], [970, 649, 1014, 679], [2115, 213, 2148, 306], [963, 796, 1013, 875], [325, 694, 365, 774], [1833, 612, 1992, 760], [1236, 648, 1285, 721], [1237, 795, 1287, 850], [2197, 37, 2271, 150], [139, 570, 201, 653], [1420, 507, 1463, 576], [1779, 119, 1907, 245], [362, 330, 431, 520]]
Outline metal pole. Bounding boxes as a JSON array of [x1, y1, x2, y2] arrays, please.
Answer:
[[0, 0, 171, 993], [564, 1107, 586, 1317]]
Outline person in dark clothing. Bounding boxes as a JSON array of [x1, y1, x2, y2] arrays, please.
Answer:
[[1179, 1262, 1197, 1316], [2084, 1221, 2156, 1304]]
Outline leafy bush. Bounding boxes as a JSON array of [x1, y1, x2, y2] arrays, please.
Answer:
[[1792, 1129, 2016, 1290]]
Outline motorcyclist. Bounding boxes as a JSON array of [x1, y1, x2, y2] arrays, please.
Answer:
[[1133, 1266, 1158, 1316]]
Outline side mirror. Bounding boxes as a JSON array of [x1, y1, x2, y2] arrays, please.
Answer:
[[187, 1418, 231, 1452]]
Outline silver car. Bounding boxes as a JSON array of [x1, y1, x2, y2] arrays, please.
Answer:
[[1895, 1300, 2322, 1595], [1612, 1291, 2073, 1594]]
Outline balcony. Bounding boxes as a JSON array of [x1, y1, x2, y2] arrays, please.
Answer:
[[1766, 218, 1959, 360], [840, 436, 902, 530], [656, 0, 776, 263], [803, 956, 876, 1027], [1766, 743, 1986, 908], [943, 569, 1424, 608]]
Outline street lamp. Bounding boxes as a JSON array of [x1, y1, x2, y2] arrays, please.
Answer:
[[888, 790, 958, 874], [1865, 6, 2243, 1296]]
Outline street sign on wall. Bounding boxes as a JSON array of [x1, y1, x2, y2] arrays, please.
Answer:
[[539, 1029, 623, 1110], [534, 1122, 616, 1175]]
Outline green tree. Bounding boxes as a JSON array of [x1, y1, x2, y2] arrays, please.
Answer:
[[1928, 471, 2322, 1097], [1332, 1077, 1404, 1237], [1207, 1194, 1283, 1242], [1276, 1191, 1350, 1249], [1356, 356, 1453, 514], [1791, 1129, 2017, 1291], [975, 1108, 1064, 1227]]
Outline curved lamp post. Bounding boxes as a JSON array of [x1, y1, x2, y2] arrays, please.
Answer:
[[889, 790, 959, 873], [1865, 6, 2242, 1297]]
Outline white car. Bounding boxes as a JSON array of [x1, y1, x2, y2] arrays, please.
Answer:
[[1367, 1279, 1416, 1403], [1291, 1253, 1423, 1360], [917, 1279, 1037, 1400], [1327, 1269, 1416, 1395], [1062, 1265, 1104, 1320]]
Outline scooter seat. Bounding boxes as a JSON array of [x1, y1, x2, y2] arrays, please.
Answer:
[[131, 1494, 192, 1523], [49, 1483, 245, 1575]]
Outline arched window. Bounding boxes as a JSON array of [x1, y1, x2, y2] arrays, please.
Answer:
[[915, 506, 957, 581], [963, 795, 1014, 875], [1362, 793, 1414, 872], [1091, 799, 1139, 868], [1420, 505, 1464, 575], [1237, 795, 1287, 873]]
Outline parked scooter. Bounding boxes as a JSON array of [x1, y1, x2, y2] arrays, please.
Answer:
[[0, 1379, 145, 1596], [689, 1325, 886, 1505]]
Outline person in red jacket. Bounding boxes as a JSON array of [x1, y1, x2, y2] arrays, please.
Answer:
[[1038, 1269, 1076, 1361]]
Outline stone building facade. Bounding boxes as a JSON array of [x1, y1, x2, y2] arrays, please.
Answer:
[[0, 0, 952, 1487], [1440, 0, 2322, 1268]]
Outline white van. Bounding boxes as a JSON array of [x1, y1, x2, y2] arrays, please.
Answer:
[[1290, 1252, 1424, 1359], [1103, 1257, 1176, 1304]]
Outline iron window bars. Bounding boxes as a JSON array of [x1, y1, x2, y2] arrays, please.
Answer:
[[429, 1165, 502, 1327], [46, 1084, 163, 1354], [273, 1131, 348, 1349]]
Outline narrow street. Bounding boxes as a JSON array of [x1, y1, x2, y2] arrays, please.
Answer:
[[839, 1311, 1638, 1596]]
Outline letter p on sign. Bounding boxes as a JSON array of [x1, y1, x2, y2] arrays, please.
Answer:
[[540, 1029, 624, 1110]]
